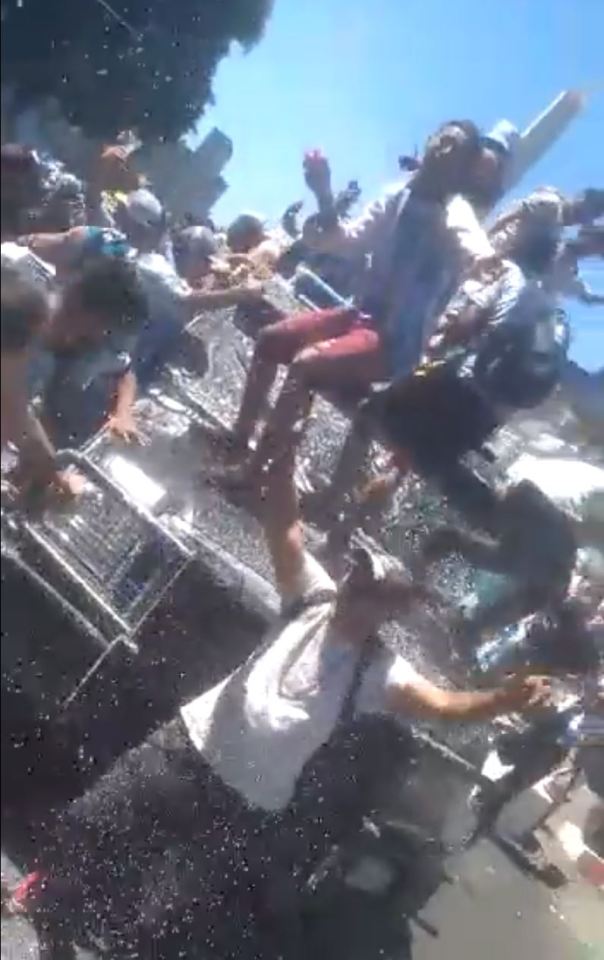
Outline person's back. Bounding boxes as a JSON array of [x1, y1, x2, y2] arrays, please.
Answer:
[[38, 257, 148, 445]]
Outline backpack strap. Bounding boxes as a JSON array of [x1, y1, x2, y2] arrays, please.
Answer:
[[283, 589, 377, 729], [339, 634, 378, 728], [281, 588, 338, 623]]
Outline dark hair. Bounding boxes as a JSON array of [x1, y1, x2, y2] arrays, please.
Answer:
[[1, 267, 49, 353], [576, 188, 604, 222], [67, 258, 148, 335], [434, 119, 482, 151], [513, 231, 559, 276], [398, 155, 421, 172], [424, 120, 482, 194]]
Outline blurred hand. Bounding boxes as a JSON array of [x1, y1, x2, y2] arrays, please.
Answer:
[[10, 466, 85, 504], [303, 150, 332, 198], [46, 468, 86, 502], [106, 412, 141, 444], [499, 675, 553, 713], [97, 145, 139, 192]]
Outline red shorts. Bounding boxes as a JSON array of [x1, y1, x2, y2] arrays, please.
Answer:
[[255, 306, 386, 391]]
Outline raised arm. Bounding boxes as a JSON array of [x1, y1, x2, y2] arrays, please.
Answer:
[[302, 195, 393, 261], [302, 152, 393, 259]]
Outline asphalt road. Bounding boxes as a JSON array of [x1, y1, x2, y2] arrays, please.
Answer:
[[3, 830, 601, 960], [413, 836, 601, 960]]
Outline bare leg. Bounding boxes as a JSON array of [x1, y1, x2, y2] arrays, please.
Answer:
[[231, 354, 278, 454], [245, 368, 314, 479], [306, 411, 374, 527]]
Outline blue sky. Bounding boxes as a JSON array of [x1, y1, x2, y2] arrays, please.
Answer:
[[194, 0, 603, 369]]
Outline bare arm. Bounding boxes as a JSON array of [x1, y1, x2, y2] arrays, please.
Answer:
[[11, 407, 58, 486], [106, 370, 139, 442], [387, 672, 551, 722], [185, 284, 263, 314], [2, 359, 56, 479], [19, 227, 88, 270]]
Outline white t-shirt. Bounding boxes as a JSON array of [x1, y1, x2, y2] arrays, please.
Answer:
[[135, 251, 191, 327], [181, 553, 419, 812]]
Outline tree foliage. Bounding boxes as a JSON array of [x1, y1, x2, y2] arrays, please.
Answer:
[[2, 0, 272, 141]]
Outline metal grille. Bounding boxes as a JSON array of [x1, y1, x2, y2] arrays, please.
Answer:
[[22, 455, 190, 638]]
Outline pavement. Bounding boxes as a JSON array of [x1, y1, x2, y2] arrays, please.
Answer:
[[413, 832, 602, 960]]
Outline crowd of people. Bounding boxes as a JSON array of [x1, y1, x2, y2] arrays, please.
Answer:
[[1, 116, 603, 957]]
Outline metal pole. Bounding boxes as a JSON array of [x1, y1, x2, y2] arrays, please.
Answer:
[[505, 90, 586, 191]]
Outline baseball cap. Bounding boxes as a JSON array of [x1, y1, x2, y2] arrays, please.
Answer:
[[123, 188, 165, 229]]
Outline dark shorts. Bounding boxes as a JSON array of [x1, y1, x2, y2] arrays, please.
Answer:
[[372, 364, 499, 475]]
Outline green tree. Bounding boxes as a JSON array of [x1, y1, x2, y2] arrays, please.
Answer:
[[1, 0, 272, 141]]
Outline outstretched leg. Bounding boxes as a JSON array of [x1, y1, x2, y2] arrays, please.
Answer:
[[231, 350, 278, 456], [228, 306, 364, 460], [226, 317, 386, 488]]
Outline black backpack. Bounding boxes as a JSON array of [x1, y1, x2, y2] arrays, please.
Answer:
[[474, 307, 570, 410]]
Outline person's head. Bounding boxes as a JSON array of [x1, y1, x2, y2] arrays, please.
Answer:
[[173, 226, 219, 285], [1, 144, 43, 234], [114, 188, 166, 251], [563, 188, 604, 227], [419, 119, 482, 197], [36, 171, 86, 232], [52, 258, 148, 351], [334, 546, 425, 636], [508, 228, 559, 277], [1, 267, 50, 357], [467, 120, 519, 209], [226, 213, 266, 254], [465, 145, 506, 210]]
